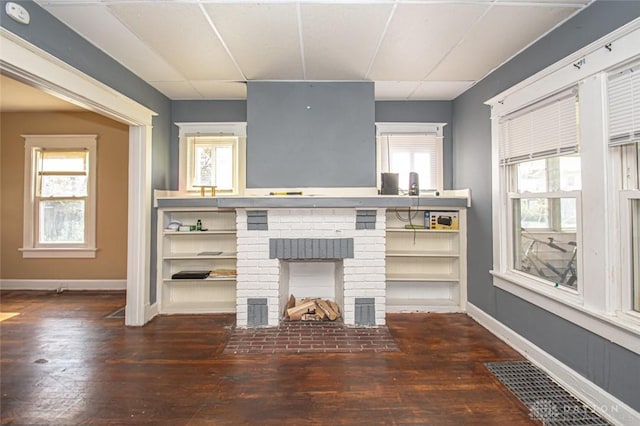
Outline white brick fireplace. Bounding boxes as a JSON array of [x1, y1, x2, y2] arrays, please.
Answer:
[[235, 208, 386, 327]]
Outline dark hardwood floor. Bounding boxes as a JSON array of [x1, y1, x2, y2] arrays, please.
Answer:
[[0, 291, 536, 425]]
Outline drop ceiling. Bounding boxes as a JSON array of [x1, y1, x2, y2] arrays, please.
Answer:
[[34, 0, 593, 101]]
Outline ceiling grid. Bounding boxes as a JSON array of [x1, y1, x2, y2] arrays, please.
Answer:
[[14, 0, 593, 102]]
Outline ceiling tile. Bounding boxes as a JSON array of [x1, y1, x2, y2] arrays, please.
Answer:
[[203, 3, 303, 80], [368, 3, 489, 81], [428, 4, 580, 80], [108, 3, 243, 81], [410, 81, 476, 100], [190, 81, 247, 99], [301, 3, 392, 80], [36, 3, 184, 83], [148, 81, 201, 100], [374, 81, 421, 100]]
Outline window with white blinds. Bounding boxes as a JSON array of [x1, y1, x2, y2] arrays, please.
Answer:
[[379, 132, 442, 192], [608, 61, 640, 147], [499, 89, 579, 165]]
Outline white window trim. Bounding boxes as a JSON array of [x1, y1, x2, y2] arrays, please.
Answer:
[[506, 191, 583, 297], [487, 18, 640, 355], [620, 191, 640, 326], [176, 122, 246, 195], [375, 122, 445, 192], [20, 134, 98, 258]]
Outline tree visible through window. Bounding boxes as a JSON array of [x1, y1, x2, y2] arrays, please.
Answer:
[[191, 137, 234, 190], [21, 135, 97, 258], [36, 150, 88, 244]]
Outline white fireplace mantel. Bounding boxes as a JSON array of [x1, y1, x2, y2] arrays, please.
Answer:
[[154, 190, 470, 210]]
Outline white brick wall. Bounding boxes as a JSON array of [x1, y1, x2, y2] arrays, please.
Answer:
[[236, 208, 386, 327]]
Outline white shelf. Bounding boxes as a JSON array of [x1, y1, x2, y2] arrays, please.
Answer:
[[160, 301, 235, 314], [163, 277, 237, 283], [163, 252, 237, 260], [384, 207, 467, 313], [386, 228, 459, 234], [163, 230, 236, 235], [158, 208, 237, 314], [386, 298, 462, 313], [386, 250, 458, 258], [386, 273, 459, 282]]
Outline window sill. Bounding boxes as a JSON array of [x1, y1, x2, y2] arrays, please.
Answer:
[[20, 247, 97, 259], [491, 270, 640, 355]]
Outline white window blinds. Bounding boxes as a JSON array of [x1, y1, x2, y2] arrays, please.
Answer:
[[608, 61, 640, 146], [499, 89, 579, 165], [380, 133, 440, 191]]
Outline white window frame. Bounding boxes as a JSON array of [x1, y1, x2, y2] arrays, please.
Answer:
[[487, 18, 640, 354], [499, 88, 583, 299], [375, 122, 445, 193], [20, 134, 98, 258], [176, 122, 246, 195], [620, 191, 640, 324]]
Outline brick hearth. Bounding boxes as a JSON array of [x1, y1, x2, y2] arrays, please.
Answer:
[[223, 321, 400, 354]]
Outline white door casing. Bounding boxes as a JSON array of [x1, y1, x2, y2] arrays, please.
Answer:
[[0, 28, 157, 325]]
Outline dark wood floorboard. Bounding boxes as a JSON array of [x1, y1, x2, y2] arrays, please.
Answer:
[[0, 290, 537, 425]]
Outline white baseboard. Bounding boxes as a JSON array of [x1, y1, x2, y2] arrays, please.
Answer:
[[467, 303, 640, 426], [144, 302, 159, 325], [0, 279, 126, 291]]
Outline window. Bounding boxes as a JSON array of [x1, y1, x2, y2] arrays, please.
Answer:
[[21, 135, 97, 258], [487, 21, 640, 355], [177, 122, 246, 194], [376, 123, 444, 193], [633, 200, 640, 312], [188, 136, 235, 191], [510, 156, 581, 289], [499, 89, 581, 289], [608, 60, 640, 314], [500, 90, 581, 290]]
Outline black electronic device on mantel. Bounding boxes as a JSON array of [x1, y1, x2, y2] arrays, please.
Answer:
[[409, 172, 419, 196], [380, 173, 399, 195]]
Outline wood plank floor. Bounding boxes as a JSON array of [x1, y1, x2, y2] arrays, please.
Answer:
[[0, 291, 537, 425]]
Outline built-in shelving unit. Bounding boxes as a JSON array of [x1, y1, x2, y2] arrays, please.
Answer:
[[157, 208, 237, 314], [385, 209, 467, 313], [154, 193, 470, 318]]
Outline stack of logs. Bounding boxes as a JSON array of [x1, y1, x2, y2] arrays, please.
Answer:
[[284, 295, 341, 321]]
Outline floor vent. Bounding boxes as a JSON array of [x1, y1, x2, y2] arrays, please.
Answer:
[[485, 361, 610, 425]]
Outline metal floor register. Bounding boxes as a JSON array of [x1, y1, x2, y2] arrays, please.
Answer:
[[484, 361, 610, 425]]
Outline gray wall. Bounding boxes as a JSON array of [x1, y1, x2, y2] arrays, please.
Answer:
[[1, 0, 172, 304], [246, 81, 375, 188], [453, 0, 640, 410], [171, 98, 454, 191]]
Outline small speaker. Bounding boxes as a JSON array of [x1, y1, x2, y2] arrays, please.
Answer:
[[380, 173, 399, 195], [409, 172, 419, 196]]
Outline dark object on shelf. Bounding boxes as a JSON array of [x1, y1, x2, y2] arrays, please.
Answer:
[[380, 173, 399, 195], [437, 216, 452, 226], [408, 172, 419, 196], [171, 270, 211, 280]]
